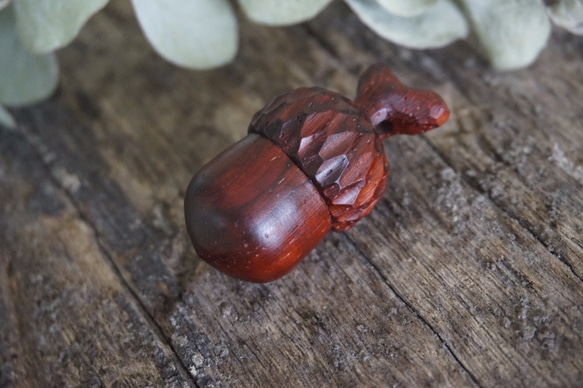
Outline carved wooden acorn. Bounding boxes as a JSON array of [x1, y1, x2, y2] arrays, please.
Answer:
[[185, 63, 449, 282]]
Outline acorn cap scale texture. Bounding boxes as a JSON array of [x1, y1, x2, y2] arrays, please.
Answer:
[[249, 87, 388, 232]]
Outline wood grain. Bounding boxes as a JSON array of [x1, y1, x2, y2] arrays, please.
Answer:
[[1, 1, 582, 387], [0, 128, 193, 387]]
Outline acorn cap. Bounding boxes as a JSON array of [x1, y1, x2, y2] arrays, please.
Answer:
[[249, 87, 388, 232]]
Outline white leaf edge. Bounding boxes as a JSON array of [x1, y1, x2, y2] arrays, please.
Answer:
[[0, 104, 16, 129], [0, 5, 59, 107], [132, 0, 238, 69], [376, 0, 438, 17], [459, 0, 551, 70], [546, 0, 583, 35], [344, 0, 468, 49], [238, 0, 332, 26], [14, 0, 109, 54]]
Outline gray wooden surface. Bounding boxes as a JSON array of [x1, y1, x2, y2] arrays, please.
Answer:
[[1, 2, 582, 387]]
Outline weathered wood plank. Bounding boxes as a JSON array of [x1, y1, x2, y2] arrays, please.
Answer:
[[0, 129, 194, 387], [306, 5, 583, 385], [1, 1, 582, 387]]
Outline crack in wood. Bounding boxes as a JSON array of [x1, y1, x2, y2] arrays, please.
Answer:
[[15, 127, 199, 388], [288, 27, 560, 386], [341, 233, 483, 388], [1, 255, 24, 386], [422, 136, 583, 285]]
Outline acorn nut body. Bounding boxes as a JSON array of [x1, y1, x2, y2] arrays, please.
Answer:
[[185, 63, 450, 282], [185, 133, 332, 282]]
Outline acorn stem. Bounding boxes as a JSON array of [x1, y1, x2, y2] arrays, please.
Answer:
[[354, 63, 450, 140]]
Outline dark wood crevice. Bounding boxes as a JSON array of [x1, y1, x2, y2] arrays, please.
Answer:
[[421, 136, 583, 285], [13, 126, 199, 388], [342, 233, 483, 388]]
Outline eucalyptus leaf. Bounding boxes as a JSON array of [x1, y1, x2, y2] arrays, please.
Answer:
[[238, 0, 332, 25], [345, 0, 468, 49], [13, 0, 109, 54], [0, 104, 16, 129], [0, 0, 11, 12], [459, 0, 551, 70], [376, 0, 438, 17], [546, 0, 583, 34], [132, 0, 237, 69], [0, 5, 59, 107]]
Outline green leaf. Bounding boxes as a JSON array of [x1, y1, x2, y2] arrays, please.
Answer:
[[546, 0, 583, 35], [0, 5, 59, 107], [131, 0, 238, 69], [0, 0, 11, 12], [238, 0, 332, 25], [376, 0, 438, 17], [13, 0, 109, 54], [459, 0, 551, 70], [345, 0, 468, 49], [0, 104, 16, 129]]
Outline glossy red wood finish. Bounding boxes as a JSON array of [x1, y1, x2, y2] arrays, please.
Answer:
[[185, 134, 331, 282], [184, 63, 450, 282], [355, 63, 450, 139], [249, 87, 388, 231]]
